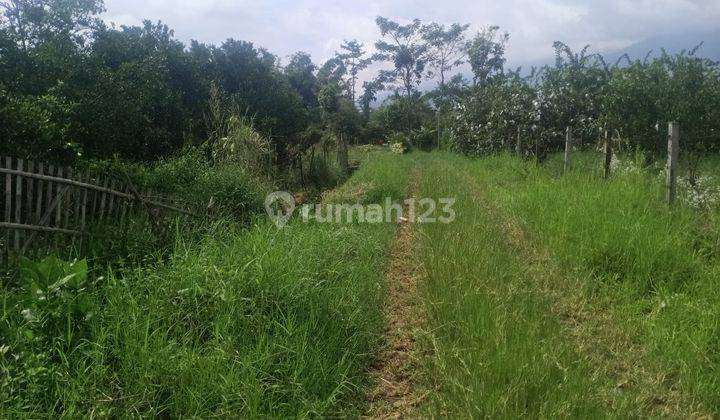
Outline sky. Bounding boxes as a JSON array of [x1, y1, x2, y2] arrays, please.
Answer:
[[102, 0, 720, 81]]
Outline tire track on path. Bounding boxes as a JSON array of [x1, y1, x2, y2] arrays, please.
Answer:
[[365, 172, 426, 419]]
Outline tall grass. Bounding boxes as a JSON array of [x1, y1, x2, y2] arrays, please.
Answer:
[[415, 152, 612, 417], [467, 151, 720, 414], [0, 153, 415, 417]]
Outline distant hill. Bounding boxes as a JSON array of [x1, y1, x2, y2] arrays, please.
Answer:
[[604, 29, 720, 64]]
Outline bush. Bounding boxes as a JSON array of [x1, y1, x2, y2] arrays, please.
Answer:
[[84, 148, 271, 222]]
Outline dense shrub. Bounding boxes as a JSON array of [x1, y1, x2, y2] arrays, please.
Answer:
[[449, 45, 720, 160]]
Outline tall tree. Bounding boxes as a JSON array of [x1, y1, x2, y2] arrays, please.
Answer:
[[0, 0, 104, 50], [285, 51, 318, 108], [423, 22, 469, 89], [317, 56, 345, 86], [318, 82, 360, 174], [337, 39, 371, 103], [373, 16, 428, 97], [467, 26, 508, 86]]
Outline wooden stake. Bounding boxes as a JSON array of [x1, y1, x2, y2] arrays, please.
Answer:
[[564, 127, 573, 172], [80, 172, 88, 232], [516, 127, 522, 156], [666, 122, 680, 204]]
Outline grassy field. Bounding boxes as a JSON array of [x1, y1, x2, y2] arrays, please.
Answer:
[[471, 151, 720, 416], [414, 151, 720, 417], [4, 148, 720, 417]]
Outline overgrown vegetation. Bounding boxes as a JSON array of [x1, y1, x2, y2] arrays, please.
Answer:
[[4, 1, 720, 417], [0, 152, 415, 417]]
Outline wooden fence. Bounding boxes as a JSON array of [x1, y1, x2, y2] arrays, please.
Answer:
[[0, 156, 198, 264]]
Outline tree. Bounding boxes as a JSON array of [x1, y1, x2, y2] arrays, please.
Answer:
[[317, 56, 345, 85], [422, 22, 469, 89], [211, 39, 307, 164], [285, 51, 318, 108], [359, 79, 382, 122], [337, 40, 371, 103], [318, 83, 360, 174], [467, 26, 508, 86], [373, 16, 428, 97], [0, 0, 104, 50]]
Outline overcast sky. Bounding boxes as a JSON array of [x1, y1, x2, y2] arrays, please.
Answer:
[[102, 0, 720, 75]]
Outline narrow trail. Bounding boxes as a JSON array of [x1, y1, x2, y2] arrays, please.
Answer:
[[365, 173, 425, 419], [459, 170, 709, 418]]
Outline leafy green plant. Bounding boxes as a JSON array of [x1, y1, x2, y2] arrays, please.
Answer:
[[18, 256, 94, 344]]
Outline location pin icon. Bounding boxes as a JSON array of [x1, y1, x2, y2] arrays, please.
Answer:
[[264, 191, 296, 228]]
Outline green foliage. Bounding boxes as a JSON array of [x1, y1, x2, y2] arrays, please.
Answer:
[[422, 23, 469, 88], [0, 84, 79, 162], [373, 17, 428, 97], [466, 26, 508, 86], [337, 40, 372, 103], [17, 256, 93, 341], [604, 50, 720, 155], [1, 256, 97, 414], [451, 72, 535, 155], [449, 42, 720, 160], [369, 94, 435, 137], [0, 6, 312, 165], [206, 85, 273, 174]]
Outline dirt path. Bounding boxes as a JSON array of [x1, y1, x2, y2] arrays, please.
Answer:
[[365, 174, 425, 419], [459, 170, 709, 419]]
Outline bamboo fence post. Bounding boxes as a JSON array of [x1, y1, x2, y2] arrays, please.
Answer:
[[64, 168, 72, 229], [55, 167, 63, 228], [14, 159, 23, 251], [46, 165, 55, 226], [4, 157, 12, 260], [26, 161, 34, 225], [80, 172, 88, 232], [107, 179, 116, 218], [35, 163, 44, 224], [99, 177, 109, 220], [90, 174, 100, 223]]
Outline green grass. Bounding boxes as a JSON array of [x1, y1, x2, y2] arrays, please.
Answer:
[[0, 153, 415, 417], [5, 148, 720, 417], [414, 152, 614, 417], [462, 151, 720, 415]]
